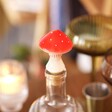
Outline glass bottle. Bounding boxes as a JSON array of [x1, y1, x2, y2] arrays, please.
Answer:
[[29, 54, 83, 112]]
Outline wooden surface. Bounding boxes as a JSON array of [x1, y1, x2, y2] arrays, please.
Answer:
[[1, 56, 112, 112], [20, 56, 112, 112]]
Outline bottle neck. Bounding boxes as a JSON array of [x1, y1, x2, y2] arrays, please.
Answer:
[[45, 70, 66, 100]]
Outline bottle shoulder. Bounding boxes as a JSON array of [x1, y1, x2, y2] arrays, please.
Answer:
[[29, 95, 84, 112]]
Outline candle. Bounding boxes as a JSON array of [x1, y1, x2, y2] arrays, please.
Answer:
[[0, 74, 24, 94], [0, 60, 27, 94], [0, 59, 28, 112]]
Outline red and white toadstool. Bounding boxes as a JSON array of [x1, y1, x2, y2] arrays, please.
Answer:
[[39, 30, 73, 73]]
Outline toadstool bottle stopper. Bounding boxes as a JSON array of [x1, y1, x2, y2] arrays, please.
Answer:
[[39, 30, 73, 73]]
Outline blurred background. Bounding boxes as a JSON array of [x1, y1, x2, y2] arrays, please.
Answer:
[[0, 0, 112, 111], [0, 0, 110, 60], [0, 0, 111, 74]]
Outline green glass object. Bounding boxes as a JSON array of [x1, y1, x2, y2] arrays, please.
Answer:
[[65, 15, 112, 56], [65, 15, 112, 81]]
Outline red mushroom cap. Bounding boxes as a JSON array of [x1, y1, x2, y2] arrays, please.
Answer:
[[39, 30, 73, 54]]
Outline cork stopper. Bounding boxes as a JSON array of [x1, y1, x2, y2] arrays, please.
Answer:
[[45, 70, 66, 86]]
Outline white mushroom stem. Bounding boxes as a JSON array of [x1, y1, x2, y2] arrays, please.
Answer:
[[46, 53, 66, 73]]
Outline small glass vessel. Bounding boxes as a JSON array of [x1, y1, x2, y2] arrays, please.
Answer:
[[29, 30, 83, 112], [0, 59, 28, 112]]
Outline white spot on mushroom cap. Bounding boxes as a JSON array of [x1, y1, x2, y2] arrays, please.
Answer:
[[59, 34, 61, 36], [55, 44, 57, 46], [61, 40, 64, 42], [50, 38, 52, 41], [50, 31, 53, 34]]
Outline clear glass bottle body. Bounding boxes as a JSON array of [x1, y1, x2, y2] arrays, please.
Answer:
[[29, 70, 83, 112]]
